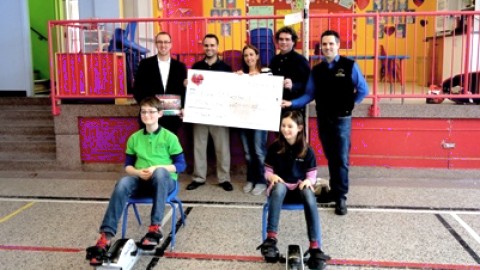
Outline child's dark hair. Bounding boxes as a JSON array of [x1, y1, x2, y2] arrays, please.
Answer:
[[277, 110, 308, 158], [139, 96, 163, 111]]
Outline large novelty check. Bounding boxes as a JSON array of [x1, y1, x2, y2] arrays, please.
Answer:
[[183, 69, 283, 131]]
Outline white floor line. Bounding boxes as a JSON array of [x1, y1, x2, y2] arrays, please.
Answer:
[[161, 207, 174, 227], [0, 198, 479, 216], [450, 213, 480, 245], [0, 197, 109, 204], [184, 203, 260, 209], [345, 207, 480, 215], [183, 203, 480, 215], [0, 198, 175, 227]]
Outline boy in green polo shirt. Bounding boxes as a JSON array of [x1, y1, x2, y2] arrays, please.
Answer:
[[86, 97, 186, 266]]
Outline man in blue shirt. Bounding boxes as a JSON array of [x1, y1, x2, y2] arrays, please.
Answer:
[[282, 30, 368, 215]]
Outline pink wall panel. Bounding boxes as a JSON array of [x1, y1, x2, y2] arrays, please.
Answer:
[[308, 118, 327, 165], [78, 117, 480, 168], [351, 118, 449, 157], [56, 53, 126, 96], [79, 117, 138, 163], [448, 119, 480, 168], [351, 156, 449, 168], [309, 118, 455, 168], [162, 0, 205, 55]]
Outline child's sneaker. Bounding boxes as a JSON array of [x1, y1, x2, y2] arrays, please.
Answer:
[[306, 248, 330, 270], [251, 184, 267, 195], [86, 232, 110, 266], [140, 224, 163, 250], [256, 237, 279, 263], [243, 182, 254, 193]]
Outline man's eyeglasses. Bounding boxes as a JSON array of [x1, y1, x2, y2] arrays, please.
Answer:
[[156, 41, 171, 44], [140, 110, 159, 115]]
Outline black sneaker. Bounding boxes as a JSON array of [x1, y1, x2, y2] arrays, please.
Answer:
[[219, 181, 233, 191], [256, 238, 279, 263], [307, 248, 330, 270], [186, 181, 205, 190], [335, 198, 347, 215]]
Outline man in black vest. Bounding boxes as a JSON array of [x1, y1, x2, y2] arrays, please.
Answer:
[[282, 30, 368, 215], [133, 32, 187, 134]]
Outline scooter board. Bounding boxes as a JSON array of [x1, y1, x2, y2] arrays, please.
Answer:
[[95, 238, 156, 270], [286, 244, 304, 270]]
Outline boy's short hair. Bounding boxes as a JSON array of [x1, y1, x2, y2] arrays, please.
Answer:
[[139, 96, 163, 111]]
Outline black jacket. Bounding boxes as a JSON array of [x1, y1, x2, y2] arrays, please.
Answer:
[[133, 55, 187, 105], [269, 50, 310, 101]]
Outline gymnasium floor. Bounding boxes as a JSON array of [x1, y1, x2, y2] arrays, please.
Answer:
[[0, 167, 479, 270]]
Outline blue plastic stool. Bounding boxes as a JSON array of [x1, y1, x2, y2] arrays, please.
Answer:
[[250, 27, 275, 66], [121, 181, 185, 250]]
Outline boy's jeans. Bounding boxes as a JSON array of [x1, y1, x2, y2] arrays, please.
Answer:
[[100, 168, 175, 236]]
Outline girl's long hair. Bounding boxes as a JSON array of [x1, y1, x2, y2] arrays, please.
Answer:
[[241, 44, 262, 74], [276, 110, 308, 158]]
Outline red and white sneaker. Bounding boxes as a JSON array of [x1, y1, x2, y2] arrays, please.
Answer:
[[140, 224, 163, 250], [86, 232, 110, 266]]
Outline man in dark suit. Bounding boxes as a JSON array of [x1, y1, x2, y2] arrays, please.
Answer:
[[133, 31, 187, 134]]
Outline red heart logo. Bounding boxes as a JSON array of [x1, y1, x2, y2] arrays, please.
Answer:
[[384, 26, 395, 36], [412, 0, 424, 7], [191, 74, 204, 86], [191, 74, 200, 85], [356, 0, 369, 10]]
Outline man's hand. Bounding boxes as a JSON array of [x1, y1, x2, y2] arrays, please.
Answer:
[[281, 100, 292, 109], [284, 78, 293, 90]]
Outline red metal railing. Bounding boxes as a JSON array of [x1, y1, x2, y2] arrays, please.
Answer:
[[48, 11, 480, 115]]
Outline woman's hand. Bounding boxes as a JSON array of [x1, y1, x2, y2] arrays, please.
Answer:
[[299, 179, 314, 191]]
